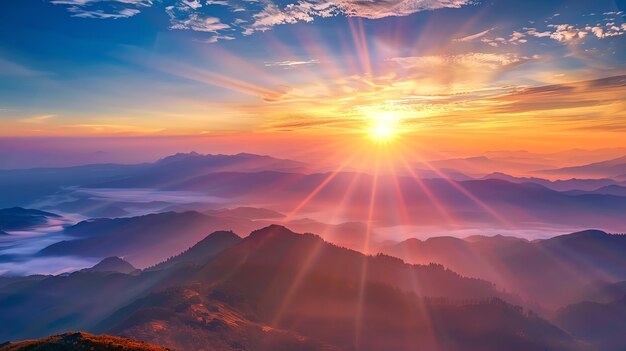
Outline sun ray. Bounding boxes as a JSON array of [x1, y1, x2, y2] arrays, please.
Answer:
[[281, 147, 366, 222], [270, 144, 374, 327], [354, 144, 380, 348], [399, 143, 514, 229]]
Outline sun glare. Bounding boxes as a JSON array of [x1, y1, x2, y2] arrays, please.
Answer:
[[367, 111, 401, 142]]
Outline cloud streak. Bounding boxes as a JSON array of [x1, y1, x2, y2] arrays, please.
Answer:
[[49, 0, 474, 39], [50, 0, 152, 19]]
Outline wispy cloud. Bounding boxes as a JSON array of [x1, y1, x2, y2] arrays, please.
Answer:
[[0, 58, 49, 77], [49, 0, 152, 19], [453, 28, 495, 42], [195, 34, 236, 43], [388, 52, 538, 71], [19, 114, 57, 124], [264, 59, 320, 68]]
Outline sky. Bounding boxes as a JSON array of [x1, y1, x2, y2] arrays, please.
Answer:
[[1, 0, 626, 166]]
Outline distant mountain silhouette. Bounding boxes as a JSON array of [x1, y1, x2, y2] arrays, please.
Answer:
[[39, 211, 259, 267], [555, 295, 626, 351], [97, 153, 309, 189], [0, 207, 60, 232], [0, 332, 169, 350], [380, 230, 626, 310], [162, 171, 626, 230], [428, 156, 551, 176], [539, 155, 626, 178], [0, 153, 307, 208], [407, 167, 473, 181], [565, 184, 626, 196], [84, 257, 138, 274], [483, 172, 621, 191], [5, 153, 626, 231]]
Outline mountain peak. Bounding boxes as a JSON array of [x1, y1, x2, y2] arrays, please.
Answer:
[[248, 224, 299, 241], [84, 256, 137, 274], [566, 229, 609, 238], [155, 152, 202, 164], [541, 229, 611, 247], [205, 230, 241, 241], [148, 230, 242, 271]]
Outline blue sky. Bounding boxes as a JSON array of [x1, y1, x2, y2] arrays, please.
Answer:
[[0, 0, 625, 141]]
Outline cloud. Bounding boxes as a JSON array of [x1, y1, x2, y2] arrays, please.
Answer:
[[243, 0, 473, 34], [49, 0, 151, 19], [166, 5, 231, 32], [546, 24, 588, 42], [50, 0, 474, 39], [243, 1, 338, 35], [66, 6, 141, 18], [196, 34, 236, 43], [181, 0, 202, 9], [206, 0, 231, 5], [484, 15, 625, 47], [19, 115, 57, 124], [476, 75, 626, 130], [453, 28, 494, 42], [543, 23, 625, 42], [264, 59, 321, 68], [337, 0, 471, 19], [388, 52, 536, 70]]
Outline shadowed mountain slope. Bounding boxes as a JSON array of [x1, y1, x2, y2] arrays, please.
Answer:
[[555, 296, 626, 351]]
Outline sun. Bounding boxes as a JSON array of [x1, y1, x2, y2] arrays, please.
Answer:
[[367, 111, 401, 142]]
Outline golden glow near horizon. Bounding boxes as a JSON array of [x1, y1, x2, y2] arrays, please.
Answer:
[[367, 111, 402, 143]]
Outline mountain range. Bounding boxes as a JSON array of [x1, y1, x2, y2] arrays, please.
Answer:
[[0, 224, 595, 351], [2, 152, 626, 232], [379, 229, 626, 310], [538, 155, 626, 178]]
